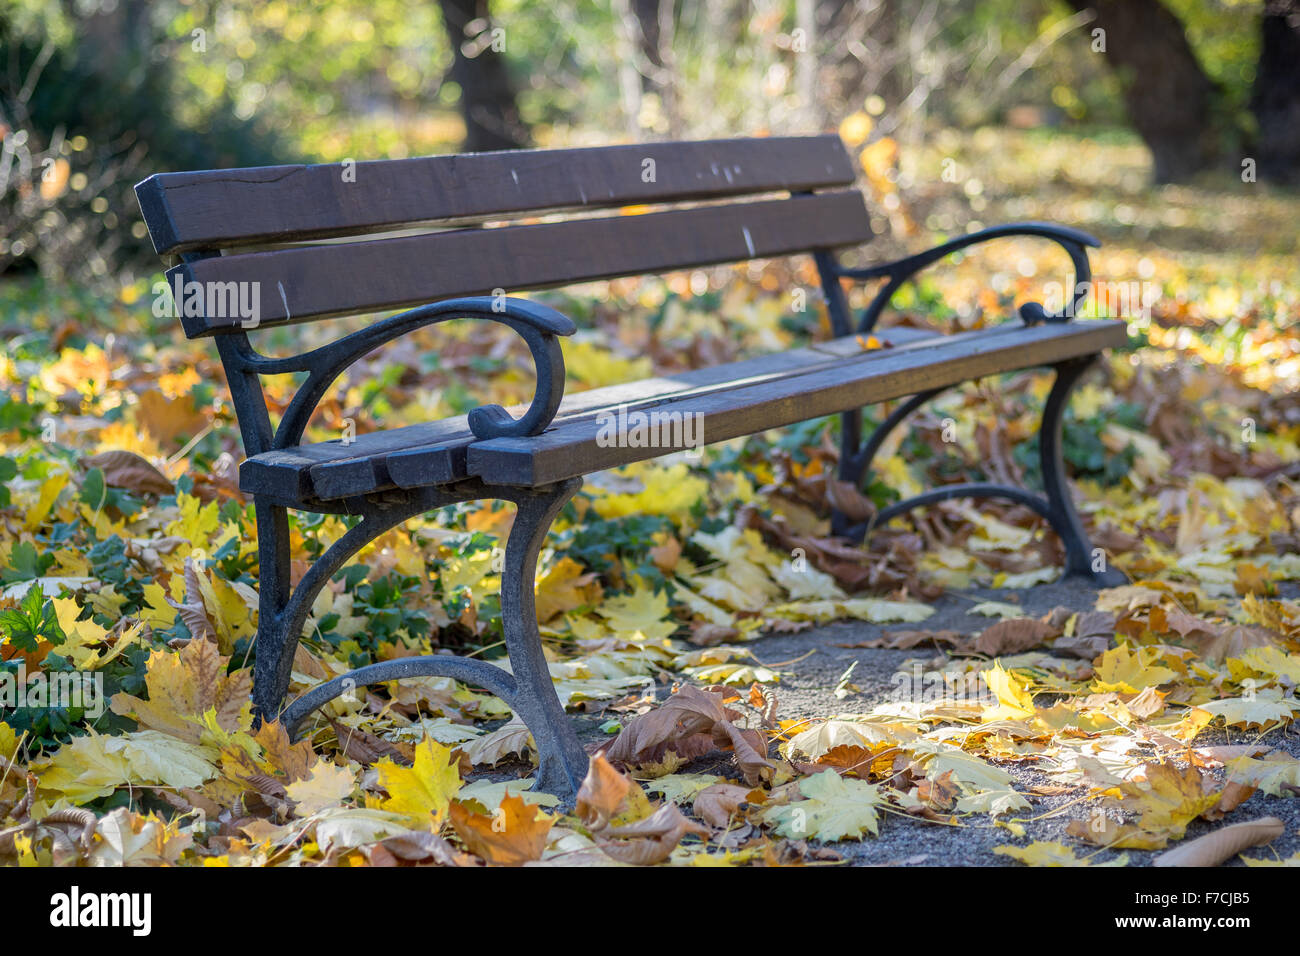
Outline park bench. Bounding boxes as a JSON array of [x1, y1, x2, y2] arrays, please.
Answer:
[[135, 134, 1129, 798]]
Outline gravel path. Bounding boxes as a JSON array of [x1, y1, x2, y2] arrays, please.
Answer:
[[591, 579, 1300, 866]]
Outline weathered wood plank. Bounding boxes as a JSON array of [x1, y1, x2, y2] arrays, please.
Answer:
[[465, 320, 1128, 486], [238, 322, 1124, 503], [169, 191, 872, 336], [135, 135, 856, 256], [242, 327, 934, 501]]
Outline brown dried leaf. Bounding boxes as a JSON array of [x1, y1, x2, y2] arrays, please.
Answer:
[[330, 720, 415, 767], [1164, 608, 1276, 663], [253, 721, 317, 784], [1152, 817, 1285, 867], [379, 830, 477, 866], [825, 479, 874, 522], [601, 685, 775, 783], [598, 802, 708, 865], [976, 617, 1059, 656], [601, 685, 728, 765], [688, 623, 739, 647], [649, 535, 682, 573], [575, 754, 634, 831], [83, 449, 173, 496], [165, 559, 218, 645], [449, 794, 552, 866], [836, 629, 966, 650], [1202, 781, 1258, 822], [692, 784, 756, 828]]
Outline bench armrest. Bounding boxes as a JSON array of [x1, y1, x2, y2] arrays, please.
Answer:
[[835, 221, 1100, 334], [225, 296, 575, 452]]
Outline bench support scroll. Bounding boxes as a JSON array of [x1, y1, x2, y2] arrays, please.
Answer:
[[253, 477, 590, 800], [833, 357, 1128, 587]]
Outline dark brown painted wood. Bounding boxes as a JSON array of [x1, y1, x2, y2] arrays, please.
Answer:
[[135, 135, 856, 256], [240, 327, 935, 502], [465, 320, 1129, 486], [239, 322, 1125, 503], [170, 191, 872, 336]]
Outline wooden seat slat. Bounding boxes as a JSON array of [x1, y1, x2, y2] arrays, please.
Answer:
[[241, 326, 934, 502], [238, 321, 1125, 504], [465, 320, 1128, 486]]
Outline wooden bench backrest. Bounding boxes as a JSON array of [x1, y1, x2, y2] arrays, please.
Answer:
[[135, 135, 872, 337]]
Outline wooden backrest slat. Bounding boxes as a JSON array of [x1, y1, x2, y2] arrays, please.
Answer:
[[171, 190, 872, 336], [136, 135, 855, 256]]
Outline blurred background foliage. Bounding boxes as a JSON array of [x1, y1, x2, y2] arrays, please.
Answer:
[[0, 0, 1296, 289]]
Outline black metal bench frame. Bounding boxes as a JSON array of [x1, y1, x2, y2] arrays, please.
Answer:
[[137, 135, 1129, 799], [217, 297, 591, 795]]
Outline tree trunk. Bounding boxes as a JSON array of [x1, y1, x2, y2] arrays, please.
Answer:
[[631, 0, 681, 137], [1064, 0, 1220, 182], [1250, 1, 1300, 184], [437, 0, 530, 152]]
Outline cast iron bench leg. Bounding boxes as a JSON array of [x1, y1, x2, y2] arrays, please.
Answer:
[[497, 478, 591, 797], [1040, 357, 1127, 586], [834, 355, 1127, 587], [249, 478, 591, 800]]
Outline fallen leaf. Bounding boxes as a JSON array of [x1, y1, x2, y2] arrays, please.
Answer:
[[976, 617, 1059, 656], [450, 794, 552, 866], [1153, 817, 1285, 867], [763, 770, 884, 842], [83, 450, 173, 496]]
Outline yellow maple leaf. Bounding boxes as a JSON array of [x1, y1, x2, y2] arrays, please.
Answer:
[[437, 549, 496, 596], [285, 761, 357, 817], [1153, 705, 1213, 742], [139, 581, 179, 630], [51, 596, 110, 669], [1091, 644, 1177, 693], [1232, 561, 1273, 596], [1233, 645, 1300, 684], [164, 493, 220, 547], [50, 547, 92, 577], [33, 730, 132, 804], [110, 640, 252, 744], [24, 472, 69, 532], [1198, 691, 1300, 730], [994, 841, 1127, 867], [196, 569, 257, 652], [109, 730, 219, 790], [595, 583, 677, 641], [1239, 593, 1298, 638], [562, 340, 653, 389], [93, 422, 163, 460], [374, 737, 462, 829], [763, 769, 883, 841], [981, 662, 1036, 720], [593, 463, 708, 519], [82, 582, 127, 619], [1116, 762, 1222, 841], [79, 502, 127, 541], [535, 556, 602, 623], [39, 343, 109, 394], [158, 367, 201, 399]]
